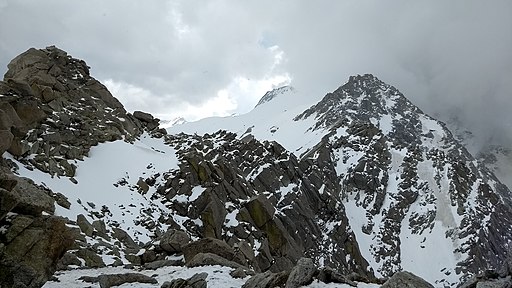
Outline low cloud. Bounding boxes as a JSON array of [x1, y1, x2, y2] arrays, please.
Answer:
[[1, 0, 511, 149]]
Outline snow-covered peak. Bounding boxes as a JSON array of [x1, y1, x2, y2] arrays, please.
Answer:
[[160, 116, 187, 128], [255, 85, 295, 107]]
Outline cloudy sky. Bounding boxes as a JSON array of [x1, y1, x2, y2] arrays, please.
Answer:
[[1, 0, 511, 148]]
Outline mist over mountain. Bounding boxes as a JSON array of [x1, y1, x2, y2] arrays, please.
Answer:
[[1, 47, 511, 288]]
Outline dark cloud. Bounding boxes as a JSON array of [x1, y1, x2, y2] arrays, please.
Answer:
[[1, 0, 511, 149]]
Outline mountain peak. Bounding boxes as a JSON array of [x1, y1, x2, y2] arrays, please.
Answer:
[[255, 85, 295, 107]]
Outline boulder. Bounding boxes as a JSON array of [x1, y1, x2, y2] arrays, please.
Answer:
[[285, 258, 317, 288], [242, 271, 289, 288], [112, 227, 139, 251], [161, 272, 208, 288], [75, 248, 106, 268], [96, 273, 157, 288], [133, 110, 155, 122], [7, 175, 55, 216], [56, 252, 82, 270], [0, 130, 13, 154], [0, 215, 75, 288], [182, 237, 245, 265], [144, 259, 183, 270], [160, 228, 190, 253], [186, 252, 246, 269], [381, 271, 434, 288], [316, 267, 358, 286], [230, 267, 254, 279], [76, 214, 94, 237]]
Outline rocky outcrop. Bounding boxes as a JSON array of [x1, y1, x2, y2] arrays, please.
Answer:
[[285, 257, 317, 288], [160, 228, 190, 253], [0, 46, 163, 177], [459, 250, 512, 288], [0, 208, 74, 288], [0, 158, 75, 287], [156, 130, 372, 277]]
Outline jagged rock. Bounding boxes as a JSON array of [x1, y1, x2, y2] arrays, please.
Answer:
[[141, 249, 158, 264], [144, 259, 183, 270], [137, 177, 150, 194], [316, 267, 358, 286], [92, 219, 110, 240], [0, 215, 74, 288], [76, 214, 94, 237], [133, 110, 155, 122], [160, 228, 190, 253], [182, 237, 245, 266], [93, 273, 157, 288], [186, 252, 246, 269], [53, 192, 71, 209], [124, 253, 142, 265], [242, 270, 289, 288], [75, 248, 106, 268], [112, 227, 139, 251], [56, 252, 82, 270], [475, 277, 512, 288], [3, 214, 34, 242], [5, 175, 55, 216], [161, 272, 208, 288], [381, 271, 434, 288], [133, 110, 160, 131], [285, 258, 317, 288], [0, 129, 13, 154], [230, 267, 255, 279]]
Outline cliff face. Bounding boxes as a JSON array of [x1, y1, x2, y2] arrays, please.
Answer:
[[1, 47, 511, 288]]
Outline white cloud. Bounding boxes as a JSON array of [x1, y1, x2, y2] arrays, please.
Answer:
[[1, 0, 511, 148]]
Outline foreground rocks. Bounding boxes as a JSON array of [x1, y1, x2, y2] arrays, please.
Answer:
[[0, 162, 75, 288]]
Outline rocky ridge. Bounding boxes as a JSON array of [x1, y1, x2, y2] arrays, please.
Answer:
[[293, 75, 512, 284]]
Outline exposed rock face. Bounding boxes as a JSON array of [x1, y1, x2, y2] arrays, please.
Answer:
[[294, 74, 512, 284], [255, 86, 295, 107], [285, 257, 316, 288], [0, 46, 158, 176], [160, 228, 190, 253], [157, 130, 372, 277], [0, 159, 75, 287], [0, 212, 74, 288]]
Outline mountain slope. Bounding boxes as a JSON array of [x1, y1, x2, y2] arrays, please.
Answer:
[[171, 74, 512, 286]]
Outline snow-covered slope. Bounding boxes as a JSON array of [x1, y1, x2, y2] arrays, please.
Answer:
[[167, 84, 326, 155], [168, 74, 512, 286], [8, 133, 178, 245]]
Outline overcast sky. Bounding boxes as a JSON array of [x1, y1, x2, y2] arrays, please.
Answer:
[[1, 0, 511, 149]]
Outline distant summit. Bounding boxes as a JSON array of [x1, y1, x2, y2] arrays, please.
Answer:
[[255, 85, 295, 107]]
